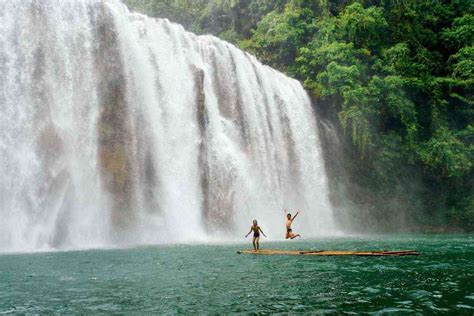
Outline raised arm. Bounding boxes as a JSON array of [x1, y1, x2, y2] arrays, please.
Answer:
[[292, 211, 300, 221], [259, 227, 267, 237]]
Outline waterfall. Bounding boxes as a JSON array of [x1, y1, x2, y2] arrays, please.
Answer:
[[0, 0, 336, 252]]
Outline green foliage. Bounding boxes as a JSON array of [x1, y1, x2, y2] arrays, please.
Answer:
[[124, 0, 287, 42], [123, 0, 209, 32], [240, 4, 317, 70], [443, 14, 474, 48], [239, 0, 474, 230], [419, 127, 473, 178], [450, 46, 474, 80], [334, 3, 387, 51]]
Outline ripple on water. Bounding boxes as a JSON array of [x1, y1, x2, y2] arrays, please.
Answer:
[[372, 307, 415, 314], [456, 304, 474, 310], [408, 289, 432, 300], [363, 287, 381, 294]]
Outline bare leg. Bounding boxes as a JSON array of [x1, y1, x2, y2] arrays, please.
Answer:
[[291, 234, 301, 239], [252, 237, 257, 250], [256, 237, 260, 250]]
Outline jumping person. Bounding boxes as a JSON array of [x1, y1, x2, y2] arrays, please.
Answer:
[[245, 220, 266, 251], [285, 209, 301, 239]]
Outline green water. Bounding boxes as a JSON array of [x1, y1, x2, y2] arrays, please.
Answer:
[[1, 235, 473, 314]]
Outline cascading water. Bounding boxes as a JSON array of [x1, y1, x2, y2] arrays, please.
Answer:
[[0, 0, 336, 252]]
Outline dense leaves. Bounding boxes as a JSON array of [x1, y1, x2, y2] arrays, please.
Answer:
[[242, 0, 474, 230]]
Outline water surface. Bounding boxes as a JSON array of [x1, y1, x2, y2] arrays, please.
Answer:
[[1, 234, 473, 314]]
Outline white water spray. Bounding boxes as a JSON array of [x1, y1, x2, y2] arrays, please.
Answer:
[[0, 0, 336, 252]]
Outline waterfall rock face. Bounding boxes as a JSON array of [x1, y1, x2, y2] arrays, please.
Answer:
[[0, 0, 335, 252]]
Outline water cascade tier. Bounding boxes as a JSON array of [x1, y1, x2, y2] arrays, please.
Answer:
[[0, 0, 335, 252]]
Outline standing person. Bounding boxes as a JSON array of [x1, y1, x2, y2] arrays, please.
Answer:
[[285, 209, 301, 239], [245, 220, 267, 250]]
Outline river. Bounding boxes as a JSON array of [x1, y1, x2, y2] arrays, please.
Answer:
[[1, 234, 473, 314]]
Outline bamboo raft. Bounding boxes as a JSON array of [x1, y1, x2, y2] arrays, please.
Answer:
[[237, 249, 420, 256]]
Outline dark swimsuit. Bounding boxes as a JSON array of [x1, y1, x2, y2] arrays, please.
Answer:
[[252, 226, 260, 237], [287, 228, 292, 233]]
